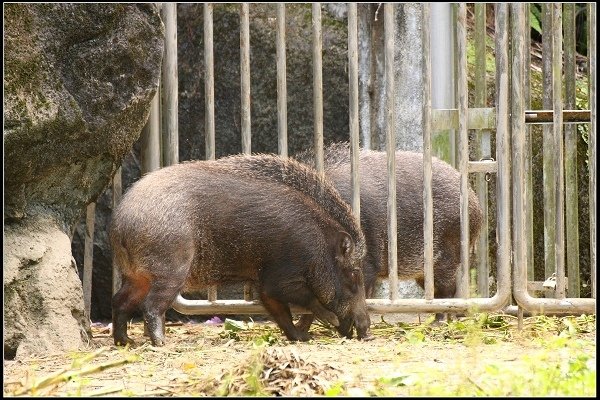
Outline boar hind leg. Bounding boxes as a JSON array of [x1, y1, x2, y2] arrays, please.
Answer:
[[141, 275, 187, 347], [112, 272, 152, 346], [295, 297, 341, 333], [259, 291, 311, 342]]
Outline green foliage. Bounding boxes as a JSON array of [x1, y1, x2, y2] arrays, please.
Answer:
[[217, 348, 268, 397], [219, 318, 281, 346], [324, 381, 347, 396], [530, 4, 542, 35], [370, 314, 596, 397]]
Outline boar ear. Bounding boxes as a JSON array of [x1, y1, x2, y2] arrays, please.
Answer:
[[336, 231, 354, 259]]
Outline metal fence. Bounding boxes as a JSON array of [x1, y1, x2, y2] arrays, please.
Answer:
[[82, 3, 596, 326]]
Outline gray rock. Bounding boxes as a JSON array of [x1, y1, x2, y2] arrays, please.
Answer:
[[3, 3, 164, 358]]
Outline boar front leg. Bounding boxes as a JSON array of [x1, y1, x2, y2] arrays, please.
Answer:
[[295, 314, 315, 333], [259, 291, 311, 342]]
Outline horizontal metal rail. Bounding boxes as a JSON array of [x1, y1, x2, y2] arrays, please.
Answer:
[[172, 295, 514, 316], [432, 108, 591, 131], [525, 109, 591, 124]]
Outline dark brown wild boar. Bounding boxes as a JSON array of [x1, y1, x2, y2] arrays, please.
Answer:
[[110, 153, 371, 346], [294, 142, 483, 328]]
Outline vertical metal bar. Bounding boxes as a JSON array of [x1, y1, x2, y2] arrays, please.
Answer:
[[348, 3, 360, 223], [141, 91, 161, 174], [552, 4, 565, 299], [563, 3, 580, 297], [83, 202, 95, 320], [422, 3, 434, 301], [358, 4, 372, 150], [204, 4, 217, 302], [474, 3, 489, 297], [456, 3, 470, 299], [542, 3, 556, 280], [161, 3, 178, 167], [524, 3, 535, 282], [276, 3, 288, 158], [204, 3, 215, 162], [589, 3, 597, 299], [511, 3, 527, 304], [384, 3, 398, 301], [240, 3, 251, 155], [240, 3, 252, 302], [495, 3, 511, 309], [313, 3, 324, 176], [112, 168, 122, 296]]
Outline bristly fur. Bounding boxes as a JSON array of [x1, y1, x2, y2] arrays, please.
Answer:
[[215, 153, 366, 263]]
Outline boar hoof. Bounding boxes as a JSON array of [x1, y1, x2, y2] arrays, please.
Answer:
[[359, 333, 375, 341], [287, 330, 312, 342]]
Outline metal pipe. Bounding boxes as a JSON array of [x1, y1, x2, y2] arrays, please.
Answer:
[[276, 3, 288, 158], [589, 3, 597, 299], [240, 4, 253, 302], [492, 3, 512, 313], [511, 3, 594, 314], [204, 4, 216, 302], [422, 3, 434, 301], [112, 168, 122, 296], [563, 3, 580, 297], [313, 3, 324, 176], [240, 3, 251, 155], [542, 3, 556, 281], [524, 3, 535, 282], [456, 3, 470, 299], [161, 3, 178, 167], [552, 4, 566, 299], [204, 3, 215, 161], [474, 2, 490, 297], [510, 3, 527, 308], [384, 3, 398, 301], [348, 3, 360, 224]]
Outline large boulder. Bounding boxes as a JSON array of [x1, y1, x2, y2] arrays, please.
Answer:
[[3, 3, 164, 359], [72, 3, 353, 320]]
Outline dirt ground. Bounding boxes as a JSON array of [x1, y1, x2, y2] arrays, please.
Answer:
[[3, 313, 596, 397]]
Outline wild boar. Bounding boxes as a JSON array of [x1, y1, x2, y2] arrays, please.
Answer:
[[294, 142, 483, 328], [110, 153, 371, 346]]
